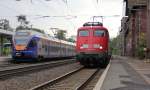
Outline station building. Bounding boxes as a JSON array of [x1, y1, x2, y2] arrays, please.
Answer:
[[120, 0, 148, 58], [0, 19, 14, 56]]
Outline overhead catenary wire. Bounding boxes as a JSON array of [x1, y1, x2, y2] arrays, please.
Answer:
[[14, 0, 75, 20], [36, 0, 76, 33]]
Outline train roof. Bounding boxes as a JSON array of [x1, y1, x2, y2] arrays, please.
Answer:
[[83, 22, 103, 26], [78, 22, 108, 30], [15, 28, 75, 46], [33, 34, 75, 46], [16, 27, 45, 34], [78, 26, 108, 31]]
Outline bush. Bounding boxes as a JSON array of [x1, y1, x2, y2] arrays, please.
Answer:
[[137, 33, 146, 59]]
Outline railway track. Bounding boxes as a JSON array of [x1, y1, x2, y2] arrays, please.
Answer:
[[0, 59, 76, 79], [0, 62, 30, 68], [30, 67, 100, 90], [0, 63, 20, 67]]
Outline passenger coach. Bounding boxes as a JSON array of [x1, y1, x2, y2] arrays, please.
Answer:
[[12, 28, 75, 61]]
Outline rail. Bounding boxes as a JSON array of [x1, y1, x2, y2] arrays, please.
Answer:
[[30, 68, 100, 90], [0, 59, 76, 79]]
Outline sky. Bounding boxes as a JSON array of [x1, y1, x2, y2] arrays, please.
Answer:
[[0, 0, 124, 38]]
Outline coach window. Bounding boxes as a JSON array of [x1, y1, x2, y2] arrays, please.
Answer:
[[94, 30, 105, 37], [79, 30, 89, 36]]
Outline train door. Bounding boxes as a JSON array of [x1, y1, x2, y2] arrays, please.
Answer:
[[60, 43, 64, 57], [37, 39, 42, 57], [47, 41, 50, 58], [28, 38, 38, 58]]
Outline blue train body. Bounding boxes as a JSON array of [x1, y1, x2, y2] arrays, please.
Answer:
[[12, 28, 75, 61]]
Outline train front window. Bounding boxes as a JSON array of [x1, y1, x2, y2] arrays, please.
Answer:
[[79, 30, 89, 36], [94, 30, 105, 37], [15, 39, 28, 45], [15, 32, 30, 36]]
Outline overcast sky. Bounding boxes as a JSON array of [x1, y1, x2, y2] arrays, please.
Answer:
[[0, 0, 124, 38]]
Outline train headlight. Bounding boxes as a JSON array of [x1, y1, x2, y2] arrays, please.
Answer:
[[99, 46, 103, 49]]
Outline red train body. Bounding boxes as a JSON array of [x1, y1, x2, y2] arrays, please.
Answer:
[[76, 22, 110, 67]]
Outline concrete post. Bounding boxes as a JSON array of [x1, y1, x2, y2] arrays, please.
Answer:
[[0, 35, 1, 56], [147, 0, 150, 58], [131, 13, 136, 57], [0, 35, 3, 56]]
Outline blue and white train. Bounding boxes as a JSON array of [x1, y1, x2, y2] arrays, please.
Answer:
[[12, 28, 76, 61]]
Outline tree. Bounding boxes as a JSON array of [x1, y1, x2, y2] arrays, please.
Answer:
[[109, 36, 120, 55], [55, 30, 67, 40], [67, 36, 76, 43], [137, 32, 146, 59], [17, 15, 29, 27], [0, 19, 10, 30]]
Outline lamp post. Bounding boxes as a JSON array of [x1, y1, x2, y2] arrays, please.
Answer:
[[146, 0, 150, 59]]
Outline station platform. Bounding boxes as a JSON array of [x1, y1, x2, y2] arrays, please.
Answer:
[[96, 56, 150, 90], [0, 56, 11, 61]]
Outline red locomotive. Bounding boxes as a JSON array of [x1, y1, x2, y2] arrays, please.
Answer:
[[76, 22, 111, 67]]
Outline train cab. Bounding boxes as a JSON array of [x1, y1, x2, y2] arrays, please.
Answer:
[[12, 30, 39, 60], [76, 22, 110, 67]]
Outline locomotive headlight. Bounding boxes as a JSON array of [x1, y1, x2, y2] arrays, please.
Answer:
[[99, 46, 103, 49]]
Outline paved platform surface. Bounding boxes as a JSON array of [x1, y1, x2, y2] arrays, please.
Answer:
[[101, 56, 150, 90], [0, 56, 11, 62]]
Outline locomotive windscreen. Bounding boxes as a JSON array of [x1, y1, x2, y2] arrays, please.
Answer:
[[79, 30, 89, 36], [15, 38, 28, 45], [14, 31, 30, 45], [94, 30, 105, 37], [15, 32, 30, 36]]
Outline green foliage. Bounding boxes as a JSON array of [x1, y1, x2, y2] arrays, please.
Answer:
[[67, 35, 76, 43], [109, 37, 120, 55], [17, 15, 26, 22], [0, 19, 10, 30], [3, 47, 11, 56], [136, 33, 146, 59], [55, 30, 67, 40], [67, 38, 75, 43], [0, 37, 11, 56]]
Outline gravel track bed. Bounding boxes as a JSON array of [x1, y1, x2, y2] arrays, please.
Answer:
[[0, 63, 29, 68], [0, 60, 30, 69], [41, 69, 97, 90], [0, 63, 81, 90], [0, 64, 19, 67], [0, 59, 74, 71], [0, 63, 30, 72], [82, 69, 104, 90], [0, 60, 18, 67]]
